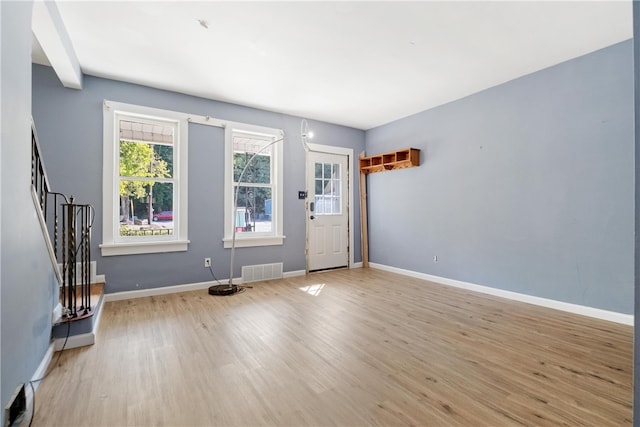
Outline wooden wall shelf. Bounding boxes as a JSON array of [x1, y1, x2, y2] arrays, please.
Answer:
[[359, 148, 420, 174]]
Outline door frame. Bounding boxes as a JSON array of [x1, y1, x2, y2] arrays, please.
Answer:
[[305, 143, 355, 273]]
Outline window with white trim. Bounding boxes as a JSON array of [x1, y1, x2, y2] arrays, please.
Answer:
[[101, 101, 189, 256], [223, 125, 284, 248]]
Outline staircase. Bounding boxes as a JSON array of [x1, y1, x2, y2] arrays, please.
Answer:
[[31, 120, 105, 349]]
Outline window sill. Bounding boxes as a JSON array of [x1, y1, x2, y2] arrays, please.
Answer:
[[100, 240, 189, 256], [222, 235, 285, 249]]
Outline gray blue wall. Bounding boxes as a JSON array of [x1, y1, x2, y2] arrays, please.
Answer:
[[31, 65, 365, 293], [1, 1, 59, 422], [33, 41, 635, 312], [366, 40, 634, 314]]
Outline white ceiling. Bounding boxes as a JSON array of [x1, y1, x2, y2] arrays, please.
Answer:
[[32, 1, 632, 130]]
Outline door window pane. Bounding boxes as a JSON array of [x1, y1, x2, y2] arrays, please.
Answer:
[[314, 161, 342, 215], [332, 163, 340, 179]]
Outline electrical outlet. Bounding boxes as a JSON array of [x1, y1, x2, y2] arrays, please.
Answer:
[[433, 255, 438, 262], [204, 258, 211, 268]]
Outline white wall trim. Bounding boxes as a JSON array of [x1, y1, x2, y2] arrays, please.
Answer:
[[222, 125, 285, 248], [369, 263, 634, 326], [104, 268, 310, 301], [104, 266, 365, 301], [91, 293, 106, 339], [101, 101, 189, 257], [222, 235, 285, 249], [24, 343, 56, 423], [104, 279, 229, 302], [100, 240, 189, 256], [283, 270, 306, 279], [54, 332, 94, 351], [32, 343, 54, 385]]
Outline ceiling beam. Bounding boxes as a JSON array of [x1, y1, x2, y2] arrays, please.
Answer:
[[32, 0, 82, 89]]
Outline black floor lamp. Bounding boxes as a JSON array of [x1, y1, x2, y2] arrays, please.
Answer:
[[209, 133, 285, 296]]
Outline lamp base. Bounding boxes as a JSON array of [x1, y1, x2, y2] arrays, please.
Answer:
[[208, 284, 242, 296]]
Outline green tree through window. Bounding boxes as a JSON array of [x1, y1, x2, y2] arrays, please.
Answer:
[[119, 140, 171, 234]]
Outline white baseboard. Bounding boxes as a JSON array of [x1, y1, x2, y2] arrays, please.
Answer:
[[23, 385, 34, 427], [95, 274, 106, 284], [283, 270, 305, 279], [104, 279, 228, 302], [369, 263, 634, 326], [54, 332, 94, 351], [32, 343, 54, 385], [284, 265, 361, 278], [104, 268, 313, 302], [24, 323, 102, 426], [22, 342, 56, 425], [93, 292, 105, 335]]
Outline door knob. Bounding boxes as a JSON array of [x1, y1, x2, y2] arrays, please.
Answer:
[[310, 215, 316, 220]]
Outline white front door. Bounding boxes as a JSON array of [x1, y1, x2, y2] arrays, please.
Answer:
[[306, 151, 349, 272]]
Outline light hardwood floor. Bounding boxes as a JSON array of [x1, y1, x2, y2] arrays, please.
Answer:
[[32, 268, 632, 426]]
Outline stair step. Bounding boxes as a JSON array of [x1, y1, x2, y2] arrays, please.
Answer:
[[52, 283, 105, 349], [57, 283, 104, 322]]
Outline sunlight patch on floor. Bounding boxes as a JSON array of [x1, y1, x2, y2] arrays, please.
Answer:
[[299, 283, 325, 296]]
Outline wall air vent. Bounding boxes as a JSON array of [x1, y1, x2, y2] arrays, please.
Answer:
[[241, 262, 283, 283]]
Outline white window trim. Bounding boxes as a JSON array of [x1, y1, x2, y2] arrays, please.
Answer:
[[100, 100, 190, 256], [223, 123, 285, 248]]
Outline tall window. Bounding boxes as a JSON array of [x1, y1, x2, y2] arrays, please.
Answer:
[[224, 125, 283, 248], [101, 102, 189, 256], [118, 119, 175, 236]]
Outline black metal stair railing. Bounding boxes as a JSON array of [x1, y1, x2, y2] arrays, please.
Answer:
[[61, 197, 94, 317], [31, 121, 95, 319]]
